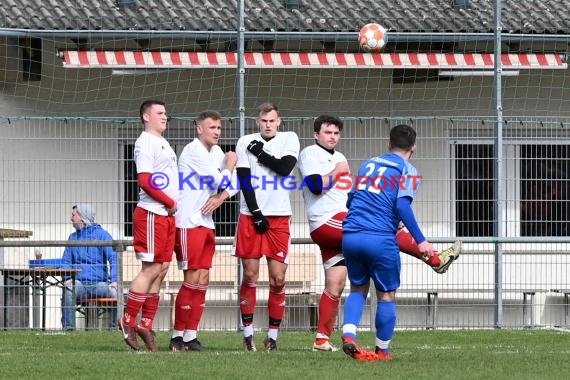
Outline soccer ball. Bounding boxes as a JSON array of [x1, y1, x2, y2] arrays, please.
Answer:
[[358, 23, 386, 52]]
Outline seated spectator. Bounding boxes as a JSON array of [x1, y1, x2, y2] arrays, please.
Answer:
[[61, 203, 118, 330]]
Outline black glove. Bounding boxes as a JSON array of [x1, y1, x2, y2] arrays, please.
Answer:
[[247, 140, 265, 157], [252, 209, 269, 232]]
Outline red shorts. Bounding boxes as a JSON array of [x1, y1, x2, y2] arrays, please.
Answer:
[[174, 226, 216, 270], [310, 212, 346, 268], [133, 206, 176, 263], [232, 214, 291, 263]]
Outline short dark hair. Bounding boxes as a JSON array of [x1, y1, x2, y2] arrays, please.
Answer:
[[314, 115, 343, 133], [389, 124, 416, 150], [197, 110, 222, 124], [257, 102, 279, 116], [139, 100, 166, 124]]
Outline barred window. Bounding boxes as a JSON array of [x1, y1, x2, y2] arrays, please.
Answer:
[[520, 145, 570, 237], [214, 144, 238, 238], [455, 144, 495, 237], [123, 144, 137, 237], [122, 143, 238, 238]]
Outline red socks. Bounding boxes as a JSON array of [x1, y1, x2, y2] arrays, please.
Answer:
[[241, 282, 286, 330], [173, 283, 192, 331], [173, 282, 208, 331], [123, 291, 160, 330], [240, 281, 257, 326], [187, 284, 207, 330], [268, 285, 286, 329], [316, 290, 340, 342], [396, 227, 442, 267], [123, 290, 146, 327], [139, 293, 160, 330]]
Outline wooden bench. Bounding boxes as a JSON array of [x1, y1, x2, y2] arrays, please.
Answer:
[[120, 246, 318, 329], [550, 289, 570, 326], [162, 251, 318, 329], [398, 288, 548, 329], [121, 247, 317, 286], [76, 297, 118, 330], [121, 249, 241, 290]]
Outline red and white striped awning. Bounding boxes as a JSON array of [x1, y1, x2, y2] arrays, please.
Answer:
[[59, 51, 567, 69]]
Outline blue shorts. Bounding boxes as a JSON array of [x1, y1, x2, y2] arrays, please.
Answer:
[[342, 231, 401, 292]]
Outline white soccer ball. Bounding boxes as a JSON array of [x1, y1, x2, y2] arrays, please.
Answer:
[[359, 23, 387, 53]]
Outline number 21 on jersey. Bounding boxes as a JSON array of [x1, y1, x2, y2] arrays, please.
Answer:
[[355, 163, 387, 194]]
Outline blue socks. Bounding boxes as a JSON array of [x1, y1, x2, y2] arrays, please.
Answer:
[[375, 300, 396, 341], [342, 291, 366, 339]]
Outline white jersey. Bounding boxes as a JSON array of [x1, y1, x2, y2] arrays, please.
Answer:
[[134, 131, 179, 216], [176, 138, 238, 229], [298, 144, 349, 232], [236, 131, 300, 216]]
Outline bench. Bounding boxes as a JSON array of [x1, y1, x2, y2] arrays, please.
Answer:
[[550, 289, 570, 326], [120, 246, 318, 329], [121, 245, 317, 284], [397, 288, 548, 329], [162, 251, 317, 329], [76, 297, 118, 330]]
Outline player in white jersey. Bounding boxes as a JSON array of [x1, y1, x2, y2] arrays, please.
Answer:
[[298, 115, 351, 352], [120, 100, 178, 352], [233, 103, 300, 352], [299, 115, 462, 352], [169, 110, 238, 352]]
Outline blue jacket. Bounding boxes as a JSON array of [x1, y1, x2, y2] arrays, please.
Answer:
[[61, 224, 118, 283]]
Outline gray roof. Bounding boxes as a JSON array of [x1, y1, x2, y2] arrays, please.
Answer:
[[1, 0, 569, 34]]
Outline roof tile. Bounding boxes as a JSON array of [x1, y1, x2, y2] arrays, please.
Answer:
[[1, 0, 569, 34]]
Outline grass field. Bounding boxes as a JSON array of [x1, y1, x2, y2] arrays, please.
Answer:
[[1, 329, 569, 379]]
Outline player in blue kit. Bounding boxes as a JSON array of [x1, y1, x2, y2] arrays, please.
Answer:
[[341, 124, 434, 361]]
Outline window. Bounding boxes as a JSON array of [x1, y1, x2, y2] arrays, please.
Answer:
[[520, 145, 569, 236], [22, 38, 42, 81], [122, 143, 238, 238], [123, 144, 137, 237], [214, 144, 238, 238], [455, 144, 495, 237]]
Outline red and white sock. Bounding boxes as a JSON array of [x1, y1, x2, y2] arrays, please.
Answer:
[[139, 293, 159, 330], [173, 282, 192, 331], [187, 283, 207, 331], [315, 290, 340, 345], [123, 290, 146, 327]]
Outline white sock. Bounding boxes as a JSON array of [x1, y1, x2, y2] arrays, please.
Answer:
[[171, 330, 183, 339], [243, 325, 254, 338], [342, 324, 357, 336], [375, 337, 391, 350], [183, 330, 197, 342], [267, 328, 279, 341]]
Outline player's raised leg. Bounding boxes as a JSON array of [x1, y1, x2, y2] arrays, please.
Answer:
[[396, 225, 461, 274]]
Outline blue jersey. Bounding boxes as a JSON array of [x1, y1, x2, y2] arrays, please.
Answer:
[[343, 152, 421, 234]]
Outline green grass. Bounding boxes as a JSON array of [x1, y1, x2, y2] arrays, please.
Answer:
[[1, 330, 569, 379]]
